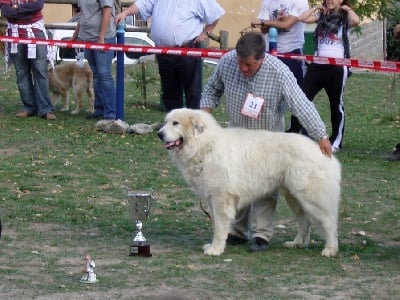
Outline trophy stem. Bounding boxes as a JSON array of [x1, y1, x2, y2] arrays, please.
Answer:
[[130, 219, 152, 257], [133, 220, 146, 243], [128, 192, 153, 257]]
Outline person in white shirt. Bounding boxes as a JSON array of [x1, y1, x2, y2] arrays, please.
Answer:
[[252, 0, 309, 86], [115, 0, 225, 112]]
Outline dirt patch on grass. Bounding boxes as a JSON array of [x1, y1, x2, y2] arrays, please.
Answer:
[[0, 147, 19, 157]]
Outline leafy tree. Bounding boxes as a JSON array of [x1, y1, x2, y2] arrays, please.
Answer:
[[383, 2, 400, 60]]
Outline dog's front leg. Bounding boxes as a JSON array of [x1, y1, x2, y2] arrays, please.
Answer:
[[203, 197, 235, 256]]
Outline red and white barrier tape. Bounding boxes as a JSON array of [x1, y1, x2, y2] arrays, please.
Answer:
[[0, 35, 226, 59], [277, 53, 400, 73], [1, 35, 400, 72]]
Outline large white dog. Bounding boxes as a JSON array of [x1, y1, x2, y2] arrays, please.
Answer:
[[158, 108, 341, 257]]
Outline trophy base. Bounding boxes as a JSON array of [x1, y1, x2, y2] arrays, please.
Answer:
[[130, 243, 152, 257]]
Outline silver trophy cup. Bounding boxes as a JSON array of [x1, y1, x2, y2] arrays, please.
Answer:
[[127, 191, 153, 257]]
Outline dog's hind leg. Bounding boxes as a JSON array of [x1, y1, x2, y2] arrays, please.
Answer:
[[203, 195, 236, 256], [288, 190, 339, 257], [86, 73, 94, 114], [60, 89, 69, 112], [303, 184, 339, 257], [86, 87, 94, 114], [318, 215, 338, 257], [283, 192, 312, 249], [71, 87, 83, 115]]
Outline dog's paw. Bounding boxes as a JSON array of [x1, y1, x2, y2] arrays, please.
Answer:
[[202, 244, 223, 256], [71, 109, 80, 115], [321, 247, 338, 257], [60, 107, 69, 112], [283, 241, 296, 248]]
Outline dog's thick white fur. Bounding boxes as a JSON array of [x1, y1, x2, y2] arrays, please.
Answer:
[[158, 108, 342, 257], [48, 62, 94, 115]]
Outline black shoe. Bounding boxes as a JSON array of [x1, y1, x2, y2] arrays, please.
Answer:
[[388, 143, 400, 161], [248, 237, 269, 252], [86, 113, 101, 120], [226, 234, 248, 246]]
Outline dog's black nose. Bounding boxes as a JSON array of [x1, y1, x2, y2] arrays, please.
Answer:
[[157, 131, 164, 140]]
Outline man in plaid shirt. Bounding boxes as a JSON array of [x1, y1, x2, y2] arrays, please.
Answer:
[[201, 32, 332, 252]]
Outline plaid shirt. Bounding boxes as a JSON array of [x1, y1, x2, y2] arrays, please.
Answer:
[[201, 50, 327, 140]]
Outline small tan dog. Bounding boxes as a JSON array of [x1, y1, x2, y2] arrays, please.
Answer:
[[48, 62, 94, 115]]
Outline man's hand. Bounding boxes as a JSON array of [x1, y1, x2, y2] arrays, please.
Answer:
[[318, 138, 333, 158], [201, 107, 212, 113], [115, 11, 127, 26]]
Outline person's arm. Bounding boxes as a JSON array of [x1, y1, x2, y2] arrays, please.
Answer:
[[98, 6, 112, 44], [341, 5, 360, 28], [115, 3, 140, 25], [195, 19, 221, 43], [318, 137, 333, 158], [1, 0, 44, 19], [201, 107, 212, 113], [0, 3, 19, 19], [72, 19, 80, 40], [13, 0, 44, 13], [200, 63, 225, 110], [256, 15, 300, 33], [297, 6, 323, 24]]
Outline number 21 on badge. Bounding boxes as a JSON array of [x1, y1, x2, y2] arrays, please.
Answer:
[[241, 93, 264, 119]]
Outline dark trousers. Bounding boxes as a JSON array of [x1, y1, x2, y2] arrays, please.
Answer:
[[278, 48, 304, 86], [288, 63, 347, 150], [157, 47, 202, 112]]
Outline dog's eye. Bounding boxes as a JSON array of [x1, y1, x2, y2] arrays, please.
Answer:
[[172, 121, 179, 126]]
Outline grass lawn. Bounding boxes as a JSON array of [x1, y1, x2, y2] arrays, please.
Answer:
[[0, 60, 399, 299]]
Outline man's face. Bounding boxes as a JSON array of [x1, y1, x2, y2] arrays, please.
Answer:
[[237, 55, 263, 77]]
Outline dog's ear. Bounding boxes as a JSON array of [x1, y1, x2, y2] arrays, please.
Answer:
[[191, 114, 205, 137]]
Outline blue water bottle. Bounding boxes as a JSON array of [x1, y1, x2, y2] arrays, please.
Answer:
[[268, 27, 278, 55]]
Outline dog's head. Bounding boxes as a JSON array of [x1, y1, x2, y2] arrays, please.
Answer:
[[157, 108, 218, 151]]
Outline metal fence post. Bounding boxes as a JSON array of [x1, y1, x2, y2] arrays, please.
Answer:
[[116, 21, 125, 120]]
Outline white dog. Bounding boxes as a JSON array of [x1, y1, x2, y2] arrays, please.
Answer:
[[158, 108, 342, 257]]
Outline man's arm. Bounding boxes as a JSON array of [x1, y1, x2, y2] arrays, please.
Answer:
[[1, 0, 44, 19], [257, 15, 300, 33], [72, 18, 80, 40], [98, 6, 112, 43], [13, 0, 44, 14], [195, 19, 221, 43], [297, 7, 320, 24], [115, 3, 140, 25]]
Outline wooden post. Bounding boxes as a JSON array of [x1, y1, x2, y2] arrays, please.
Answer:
[[141, 62, 147, 104], [219, 31, 229, 50]]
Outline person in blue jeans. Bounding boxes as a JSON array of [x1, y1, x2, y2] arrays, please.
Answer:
[[0, 0, 56, 120], [72, 0, 116, 120]]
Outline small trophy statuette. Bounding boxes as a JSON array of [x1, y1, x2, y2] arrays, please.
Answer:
[[127, 191, 153, 257], [80, 254, 98, 283]]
